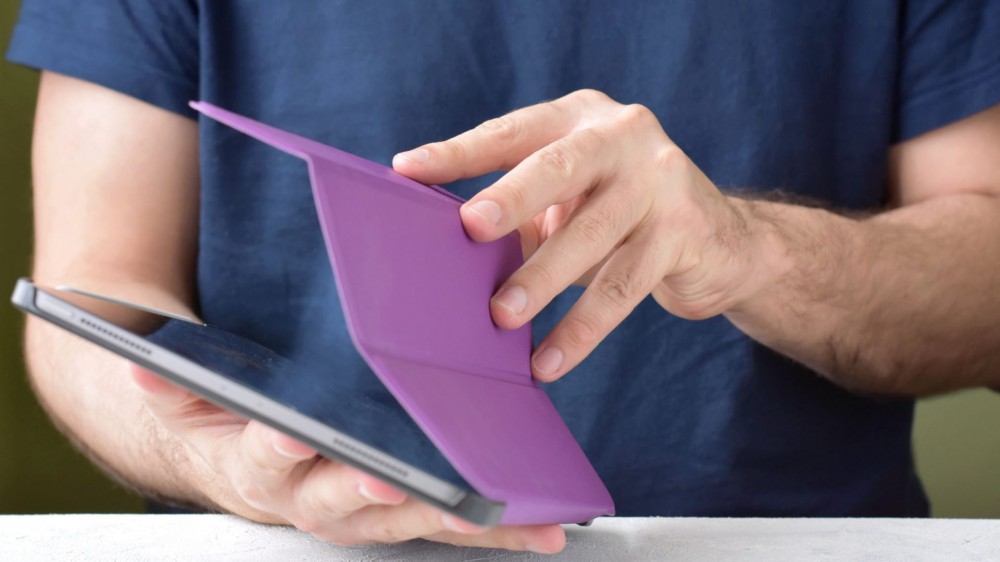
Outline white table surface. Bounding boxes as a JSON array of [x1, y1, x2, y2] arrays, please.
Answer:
[[1, 514, 997, 561]]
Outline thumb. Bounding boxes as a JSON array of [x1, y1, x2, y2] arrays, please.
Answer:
[[130, 363, 191, 406]]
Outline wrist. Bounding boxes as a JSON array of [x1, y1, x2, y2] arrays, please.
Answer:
[[724, 197, 794, 315]]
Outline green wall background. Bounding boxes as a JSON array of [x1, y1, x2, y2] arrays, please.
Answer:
[[0, 2, 996, 517]]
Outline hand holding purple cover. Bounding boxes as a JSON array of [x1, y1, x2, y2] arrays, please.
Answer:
[[190, 102, 614, 525]]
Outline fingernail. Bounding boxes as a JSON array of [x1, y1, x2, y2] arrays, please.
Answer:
[[441, 514, 471, 533], [464, 200, 502, 226], [393, 148, 429, 165], [493, 285, 527, 315], [358, 483, 383, 503], [273, 442, 310, 460], [358, 482, 406, 505], [357, 483, 378, 503], [532, 346, 563, 377]]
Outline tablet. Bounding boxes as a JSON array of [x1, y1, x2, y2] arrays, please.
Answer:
[[11, 278, 502, 525]]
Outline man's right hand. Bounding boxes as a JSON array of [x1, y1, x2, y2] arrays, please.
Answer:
[[30, 71, 563, 554], [131, 365, 566, 553]]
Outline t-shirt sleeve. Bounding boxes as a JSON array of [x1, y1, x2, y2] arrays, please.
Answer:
[[895, 0, 1000, 142], [5, 0, 198, 118]]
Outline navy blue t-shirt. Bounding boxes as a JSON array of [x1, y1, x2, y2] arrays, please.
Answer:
[[9, 1, 1000, 517]]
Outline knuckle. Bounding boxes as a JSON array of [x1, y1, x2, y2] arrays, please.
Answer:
[[596, 271, 638, 309], [520, 261, 560, 290], [653, 145, 685, 174], [593, 194, 637, 236], [617, 103, 658, 132], [567, 211, 609, 248], [571, 88, 612, 106], [536, 143, 578, 182], [571, 126, 605, 153], [561, 314, 599, 350], [476, 115, 521, 145]]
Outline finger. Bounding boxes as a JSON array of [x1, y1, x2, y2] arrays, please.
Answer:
[[532, 226, 667, 381], [489, 181, 647, 329], [428, 523, 567, 554], [459, 127, 619, 242], [329, 501, 483, 546], [230, 421, 317, 509], [290, 461, 407, 533], [392, 98, 577, 185]]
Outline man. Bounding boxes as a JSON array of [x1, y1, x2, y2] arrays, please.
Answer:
[[7, 0, 1000, 554]]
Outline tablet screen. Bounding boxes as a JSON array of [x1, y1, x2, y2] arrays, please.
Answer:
[[51, 286, 469, 489]]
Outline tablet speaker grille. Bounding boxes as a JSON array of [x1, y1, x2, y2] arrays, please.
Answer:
[[332, 437, 408, 479], [80, 317, 153, 356]]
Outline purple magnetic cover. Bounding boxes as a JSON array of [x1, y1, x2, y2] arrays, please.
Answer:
[[190, 102, 614, 524]]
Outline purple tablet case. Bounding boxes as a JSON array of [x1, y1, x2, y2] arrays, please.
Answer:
[[190, 102, 614, 525]]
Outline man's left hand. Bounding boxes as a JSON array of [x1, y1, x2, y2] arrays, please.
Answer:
[[394, 89, 774, 382]]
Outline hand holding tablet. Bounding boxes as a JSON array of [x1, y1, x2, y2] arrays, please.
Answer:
[[129, 364, 563, 551], [12, 102, 612, 551]]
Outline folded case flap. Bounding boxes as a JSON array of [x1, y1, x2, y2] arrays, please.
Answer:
[[192, 102, 614, 524]]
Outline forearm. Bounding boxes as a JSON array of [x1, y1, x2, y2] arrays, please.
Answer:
[[21, 73, 222, 509], [727, 192, 1000, 396], [24, 310, 217, 510]]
